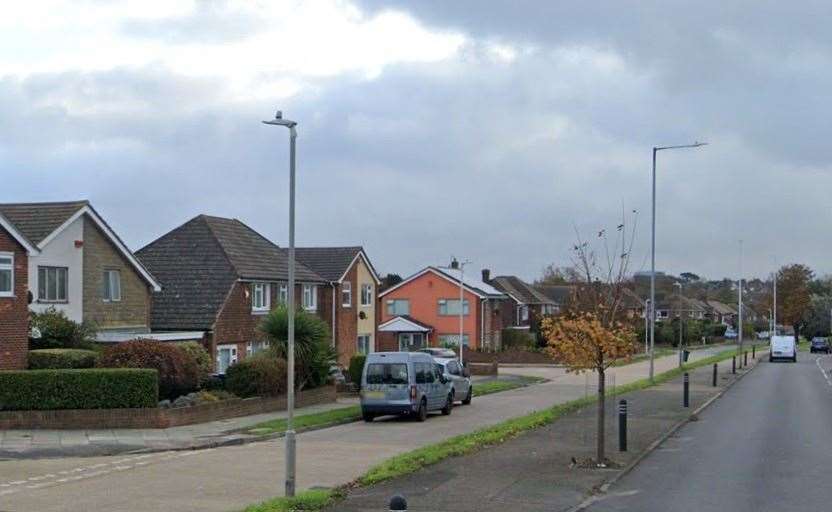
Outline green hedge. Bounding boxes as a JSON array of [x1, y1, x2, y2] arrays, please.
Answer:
[[348, 354, 366, 390], [28, 349, 100, 369], [0, 369, 158, 410]]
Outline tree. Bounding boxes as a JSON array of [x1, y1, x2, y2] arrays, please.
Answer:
[[380, 273, 403, 291], [679, 272, 701, 283], [540, 212, 638, 466], [777, 264, 813, 343], [803, 294, 832, 338], [536, 264, 582, 285]]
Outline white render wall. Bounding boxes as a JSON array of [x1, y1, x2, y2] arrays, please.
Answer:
[[28, 216, 84, 322]]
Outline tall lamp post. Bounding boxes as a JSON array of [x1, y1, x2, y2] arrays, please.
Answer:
[[649, 142, 707, 382], [674, 281, 683, 366], [738, 240, 744, 356], [440, 258, 471, 364], [262, 110, 298, 497]]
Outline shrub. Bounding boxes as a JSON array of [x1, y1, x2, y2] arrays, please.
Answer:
[[98, 340, 199, 400], [177, 341, 213, 387], [348, 354, 366, 389], [0, 369, 157, 410], [29, 307, 97, 350], [709, 323, 728, 337], [28, 348, 100, 369], [225, 354, 287, 398], [501, 328, 536, 351]]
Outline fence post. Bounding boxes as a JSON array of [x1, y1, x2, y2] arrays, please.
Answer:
[[752, 345, 756, 359], [732, 356, 736, 374], [744, 351, 748, 367], [618, 399, 628, 452], [712, 363, 717, 387], [683, 373, 690, 408]]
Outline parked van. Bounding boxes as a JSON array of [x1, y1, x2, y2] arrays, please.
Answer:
[[360, 352, 453, 422], [770, 335, 797, 362]]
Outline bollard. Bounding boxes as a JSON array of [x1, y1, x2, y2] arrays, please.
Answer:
[[732, 356, 736, 374], [618, 399, 628, 452], [683, 373, 690, 408], [712, 363, 718, 387], [744, 351, 748, 367], [752, 345, 756, 359], [389, 495, 408, 511]]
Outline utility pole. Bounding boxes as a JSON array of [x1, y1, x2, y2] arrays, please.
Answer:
[[773, 266, 777, 336], [738, 240, 744, 355]]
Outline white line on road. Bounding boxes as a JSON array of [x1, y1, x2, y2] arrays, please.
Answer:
[[814, 354, 832, 388]]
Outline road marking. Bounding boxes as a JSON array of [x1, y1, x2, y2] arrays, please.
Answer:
[[815, 354, 832, 388]]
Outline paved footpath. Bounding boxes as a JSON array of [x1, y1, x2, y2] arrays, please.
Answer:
[[0, 347, 730, 512]]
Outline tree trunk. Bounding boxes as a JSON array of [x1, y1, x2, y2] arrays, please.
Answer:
[[597, 367, 605, 465], [794, 324, 800, 346]]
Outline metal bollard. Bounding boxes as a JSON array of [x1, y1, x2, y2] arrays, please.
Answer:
[[744, 351, 748, 367], [618, 399, 628, 452], [752, 345, 756, 359], [683, 373, 690, 408], [732, 356, 736, 374], [712, 363, 718, 387], [390, 495, 408, 511]]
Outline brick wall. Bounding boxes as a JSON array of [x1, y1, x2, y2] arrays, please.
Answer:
[[0, 228, 28, 370], [336, 264, 358, 365], [82, 216, 151, 330]]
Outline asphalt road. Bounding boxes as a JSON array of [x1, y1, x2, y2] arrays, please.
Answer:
[[585, 352, 832, 512]]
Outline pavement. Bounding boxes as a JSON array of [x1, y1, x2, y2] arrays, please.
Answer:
[[579, 350, 831, 512], [0, 346, 733, 512]]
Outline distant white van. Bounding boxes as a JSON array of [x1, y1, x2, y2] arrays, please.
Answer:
[[770, 335, 797, 363]]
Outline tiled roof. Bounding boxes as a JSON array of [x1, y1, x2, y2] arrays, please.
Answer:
[[294, 246, 379, 283], [490, 275, 554, 305], [707, 300, 737, 315], [137, 215, 324, 330], [536, 285, 575, 305], [0, 200, 88, 244]]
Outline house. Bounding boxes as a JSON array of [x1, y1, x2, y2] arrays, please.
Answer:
[[377, 266, 509, 352], [0, 213, 39, 369], [484, 270, 557, 329], [705, 300, 737, 325], [0, 201, 160, 340], [536, 284, 575, 313], [136, 215, 328, 374], [655, 294, 707, 321], [295, 247, 380, 364]]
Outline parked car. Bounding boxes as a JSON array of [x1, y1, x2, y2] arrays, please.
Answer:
[[724, 328, 738, 339], [770, 335, 797, 362], [434, 357, 473, 405], [419, 347, 457, 359], [756, 331, 771, 340], [810, 337, 830, 354], [360, 352, 453, 422]]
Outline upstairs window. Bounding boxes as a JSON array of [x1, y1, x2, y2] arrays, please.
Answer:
[[438, 299, 469, 316], [342, 282, 352, 307], [252, 283, 270, 313], [38, 266, 68, 302], [102, 270, 121, 302], [0, 253, 12, 297], [360, 283, 373, 307], [386, 299, 410, 316]]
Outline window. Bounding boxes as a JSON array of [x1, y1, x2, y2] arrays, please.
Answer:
[[278, 284, 288, 304], [659, 310, 669, 318], [102, 270, 121, 302], [360, 283, 373, 307], [38, 266, 68, 302], [357, 334, 371, 355], [438, 299, 469, 316], [415, 362, 435, 384], [342, 282, 352, 307], [438, 334, 470, 348], [302, 284, 317, 310], [447, 361, 461, 376], [517, 305, 529, 323], [386, 299, 410, 316], [0, 253, 12, 297], [247, 340, 269, 356], [252, 283, 270, 312], [366, 363, 408, 385], [398, 333, 426, 351], [216, 344, 238, 374]]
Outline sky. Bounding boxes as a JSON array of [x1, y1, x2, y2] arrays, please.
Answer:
[[3, 0, 831, 282]]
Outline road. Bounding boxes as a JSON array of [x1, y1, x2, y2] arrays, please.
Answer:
[[585, 352, 832, 512], [0, 347, 727, 512]]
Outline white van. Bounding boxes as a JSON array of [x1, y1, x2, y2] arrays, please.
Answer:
[[770, 335, 797, 362]]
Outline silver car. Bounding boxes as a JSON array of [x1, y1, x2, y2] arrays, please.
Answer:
[[435, 358, 473, 405]]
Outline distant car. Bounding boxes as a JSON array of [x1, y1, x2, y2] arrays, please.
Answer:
[[810, 337, 830, 354], [434, 357, 473, 405], [756, 331, 771, 340], [419, 347, 458, 359], [770, 335, 797, 362], [724, 328, 738, 339]]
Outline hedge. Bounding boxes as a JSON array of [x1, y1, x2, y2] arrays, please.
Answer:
[[225, 355, 287, 398], [0, 369, 158, 410], [28, 349, 100, 370], [348, 354, 366, 390]]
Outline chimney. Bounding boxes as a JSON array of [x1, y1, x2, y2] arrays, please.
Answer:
[[482, 268, 491, 283]]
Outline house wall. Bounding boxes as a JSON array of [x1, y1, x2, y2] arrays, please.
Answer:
[[0, 228, 28, 370], [82, 216, 151, 331], [356, 258, 376, 351], [333, 265, 358, 365], [28, 216, 84, 322]]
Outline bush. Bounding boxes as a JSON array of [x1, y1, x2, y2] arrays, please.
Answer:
[[0, 369, 157, 410], [29, 307, 97, 350], [709, 323, 728, 337], [177, 341, 213, 387], [348, 354, 366, 389], [28, 349, 100, 369], [98, 340, 199, 400], [501, 328, 537, 351], [225, 354, 288, 398]]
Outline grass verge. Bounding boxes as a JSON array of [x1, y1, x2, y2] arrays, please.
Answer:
[[473, 376, 545, 396], [240, 348, 745, 511]]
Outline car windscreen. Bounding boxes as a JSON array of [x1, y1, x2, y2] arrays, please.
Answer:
[[366, 363, 409, 385]]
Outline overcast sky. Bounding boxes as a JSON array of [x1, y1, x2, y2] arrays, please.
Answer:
[[3, 1, 830, 282]]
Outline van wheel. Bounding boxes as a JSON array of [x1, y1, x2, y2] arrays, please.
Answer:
[[462, 387, 472, 405], [415, 400, 427, 422], [442, 393, 453, 415], [362, 412, 375, 422], [769, 356, 773, 363]]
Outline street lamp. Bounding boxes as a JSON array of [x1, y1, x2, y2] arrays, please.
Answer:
[[674, 281, 683, 367], [439, 258, 471, 365], [649, 142, 707, 382], [262, 110, 298, 497]]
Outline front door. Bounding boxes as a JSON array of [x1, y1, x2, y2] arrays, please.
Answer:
[[216, 344, 238, 374]]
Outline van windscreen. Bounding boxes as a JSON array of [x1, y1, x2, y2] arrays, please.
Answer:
[[366, 363, 408, 385]]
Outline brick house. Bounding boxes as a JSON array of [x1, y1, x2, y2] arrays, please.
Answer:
[[0, 201, 161, 341], [136, 215, 328, 373], [484, 270, 558, 330], [295, 247, 380, 365], [0, 213, 39, 369], [377, 266, 509, 353]]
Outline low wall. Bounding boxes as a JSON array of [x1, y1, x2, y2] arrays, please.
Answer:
[[0, 385, 336, 430], [469, 361, 498, 376]]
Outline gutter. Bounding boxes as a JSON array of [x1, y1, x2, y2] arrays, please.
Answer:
[[331, 282, 337, 348]]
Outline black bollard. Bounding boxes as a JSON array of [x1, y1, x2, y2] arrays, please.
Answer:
[[732, 356, 736, 374], [618, 399, 628, 452], [752, 345, 756, 359], [744, 351, 748, 367], [712, 363, 718, 387], [683, 372, 690, 408], [390, 495, 408, 511]]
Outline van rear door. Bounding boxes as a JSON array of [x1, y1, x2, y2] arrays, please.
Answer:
[[364, 362, 409, 403]]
